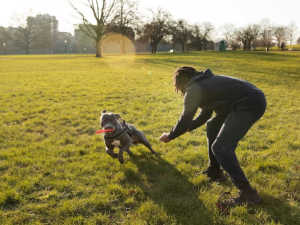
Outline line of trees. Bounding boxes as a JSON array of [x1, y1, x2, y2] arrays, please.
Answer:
[[1, 0, 299, 56], [219, 19, 299, 51], [69, 0, 216, 57]]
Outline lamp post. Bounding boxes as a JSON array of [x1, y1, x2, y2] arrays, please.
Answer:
[[3, 43, 6, 55], [267, 27, 271, 51], [64, 40, 67, 54]]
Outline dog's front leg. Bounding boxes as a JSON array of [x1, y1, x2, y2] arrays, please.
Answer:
[[118, 143, 131, 164], [106, 146, 118, 158]]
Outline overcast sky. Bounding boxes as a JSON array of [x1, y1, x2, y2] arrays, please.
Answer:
[[1, 0, 299, 35]]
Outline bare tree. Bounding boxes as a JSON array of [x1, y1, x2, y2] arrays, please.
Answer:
[[9, 10, 45, 54], [273, 26, 288, 48], [137, 8, 171, 53], [234, 27, 248, 50], [219, 23, 235, 48], [287, 21, 298, 45], [234, 24, 260, 50], [258, 18, 273, 47], [245, 24, 260, 50], [192, 22, 214, 51], [68, 0, 120, 57], [109, 0, 138, 53], [174, 19, 191, 52], [169, 20, 180, 52]]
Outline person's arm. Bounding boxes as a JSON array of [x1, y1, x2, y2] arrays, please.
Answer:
[[168, 84, 202, 140], [189, 109, 213, 132]]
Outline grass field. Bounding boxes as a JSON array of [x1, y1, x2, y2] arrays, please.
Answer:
[[0, 51, 300, 224]]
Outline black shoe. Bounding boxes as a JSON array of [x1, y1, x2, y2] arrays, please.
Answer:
[[202, 167, 227, 183], [222, 189, 262, 207]]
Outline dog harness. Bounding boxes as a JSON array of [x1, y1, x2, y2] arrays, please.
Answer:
[[104, 120, 132, 141]]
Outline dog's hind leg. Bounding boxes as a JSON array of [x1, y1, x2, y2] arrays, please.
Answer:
[[132, 129, 158, 156], [142, 138, 158, 156], [137, 132, 157, 156]]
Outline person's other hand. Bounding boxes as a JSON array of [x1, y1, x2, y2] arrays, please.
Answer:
[[159, 133, 171, 143]]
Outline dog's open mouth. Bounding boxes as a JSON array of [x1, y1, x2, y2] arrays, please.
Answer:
[[105, 130, 113, 134], [104, 127, 115, 134]]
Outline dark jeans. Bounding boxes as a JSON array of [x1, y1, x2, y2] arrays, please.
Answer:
[[206, 91, 266, 190]]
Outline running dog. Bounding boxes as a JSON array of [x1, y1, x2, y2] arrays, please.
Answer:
[[100, 110, 157, 164]]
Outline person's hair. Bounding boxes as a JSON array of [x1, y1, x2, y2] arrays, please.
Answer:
[[172, 66, 198, 95]]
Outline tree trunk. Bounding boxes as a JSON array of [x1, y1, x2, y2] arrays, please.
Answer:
[[96, 40, 102, 57], [96, 50, 101, 57], [243, 41, 247, 50], [247, 40, 251, 51], [154, 43, 157, 53], [181, 43, 185, 52]]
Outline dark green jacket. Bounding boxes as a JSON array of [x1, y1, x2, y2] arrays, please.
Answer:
[[168, 69, 263, 140]]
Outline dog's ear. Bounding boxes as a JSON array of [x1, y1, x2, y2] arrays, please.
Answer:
[[101, 109, 107, 114], [115, 114, 121, 119]]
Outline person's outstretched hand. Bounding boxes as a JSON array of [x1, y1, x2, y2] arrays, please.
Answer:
[[159, 133, 171, 143]]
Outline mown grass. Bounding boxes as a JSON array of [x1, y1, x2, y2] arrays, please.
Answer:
[[0, 51, 300, 224]]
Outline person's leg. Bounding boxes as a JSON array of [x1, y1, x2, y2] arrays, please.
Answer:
[[212, 110, 264, 206], [215, 92, 266, 206], [206, 114, 227, 171], [203, 114, 227, 182], [211, 110, 259, 191]]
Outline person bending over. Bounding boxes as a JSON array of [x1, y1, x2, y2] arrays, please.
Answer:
[[159, 66, 266, 207]]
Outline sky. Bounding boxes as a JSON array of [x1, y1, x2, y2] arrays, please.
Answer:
[[1, 0, 299, 37]]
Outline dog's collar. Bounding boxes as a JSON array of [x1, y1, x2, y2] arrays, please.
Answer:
[[104, 123, 131, 140]]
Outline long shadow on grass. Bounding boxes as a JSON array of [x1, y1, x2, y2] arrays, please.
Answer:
[[124, 154, 215, 224]]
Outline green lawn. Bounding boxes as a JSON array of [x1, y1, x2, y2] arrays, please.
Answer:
[[0, 51, 300, 224]]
